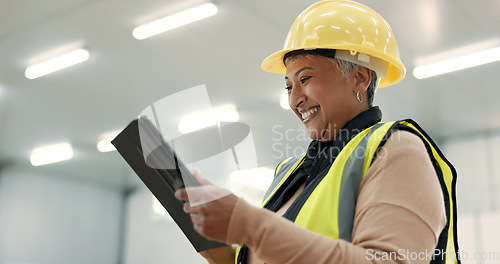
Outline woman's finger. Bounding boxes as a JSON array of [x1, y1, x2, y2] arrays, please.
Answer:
[[183, 202, 190, 213], [184, 201, 203, 214], [190, 212, 203, 225], [193, 222, 204, 236], [192, 169, 213, 185], [174, 187, 189, 201]]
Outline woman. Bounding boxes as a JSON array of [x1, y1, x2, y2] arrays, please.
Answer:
[[175, 1, 460, 263]]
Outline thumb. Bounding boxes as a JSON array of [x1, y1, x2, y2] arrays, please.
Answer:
[[192, 168, 213, 186]]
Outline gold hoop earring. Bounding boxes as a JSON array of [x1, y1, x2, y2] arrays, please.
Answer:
[[356, 90, 363, 103]]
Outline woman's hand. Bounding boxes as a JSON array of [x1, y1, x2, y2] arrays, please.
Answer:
[[174, 169, 238, 243]]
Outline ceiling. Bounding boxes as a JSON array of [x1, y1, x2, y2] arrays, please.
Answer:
[[1, 0, 499, 190]]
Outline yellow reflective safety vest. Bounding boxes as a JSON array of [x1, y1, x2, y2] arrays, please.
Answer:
[[235, 120, 460, 264]]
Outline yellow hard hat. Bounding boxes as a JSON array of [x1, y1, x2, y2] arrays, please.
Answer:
[[261, 0, 406, 88]]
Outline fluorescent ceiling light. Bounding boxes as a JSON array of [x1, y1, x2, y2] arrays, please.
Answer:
[[280, 90, 290, 110], [413, 45, 500, 79], [97, 140, 115, 153], [133, 2, 218, 40], [178, 104, 239, 134], [30, 143, 74, 166], [96, 130, 120, 152], [25, 49, 89, 79], [230, 167, 274, 190]]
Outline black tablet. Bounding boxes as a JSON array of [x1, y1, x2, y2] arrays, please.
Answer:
[[135, 115, 199, 190], [111, 116, 224, 252]]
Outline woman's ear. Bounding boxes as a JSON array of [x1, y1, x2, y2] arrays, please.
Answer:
[[355, 66, 371, 94]]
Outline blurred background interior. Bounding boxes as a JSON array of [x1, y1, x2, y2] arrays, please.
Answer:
[[0, 0, 499, 263]]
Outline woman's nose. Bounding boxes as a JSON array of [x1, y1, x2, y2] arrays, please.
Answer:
[[289, 86, 306, 109]]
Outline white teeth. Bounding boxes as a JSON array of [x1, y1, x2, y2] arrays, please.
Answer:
[[301, 107, 319, 120]]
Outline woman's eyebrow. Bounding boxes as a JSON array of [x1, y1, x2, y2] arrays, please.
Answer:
[[285, 67, 314, 80]]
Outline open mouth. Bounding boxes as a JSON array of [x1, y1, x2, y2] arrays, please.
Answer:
[[301, 106, 320, 123]]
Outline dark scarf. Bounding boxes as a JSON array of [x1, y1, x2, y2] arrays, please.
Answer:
[[265, 106, 382, 213]]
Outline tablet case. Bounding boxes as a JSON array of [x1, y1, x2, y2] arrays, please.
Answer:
[[111, 116, 226, 252]]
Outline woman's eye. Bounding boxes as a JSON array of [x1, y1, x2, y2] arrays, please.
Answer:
[[300, 76, 312, 84], [285, 85, 292, 91]]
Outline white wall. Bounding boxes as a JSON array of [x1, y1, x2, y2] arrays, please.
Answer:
[[442, 133, 500, 264], [0, 167, 122, 264]]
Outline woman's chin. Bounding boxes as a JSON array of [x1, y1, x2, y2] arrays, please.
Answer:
[[306, 128, 322, 140], [306, 127, 337, 142]]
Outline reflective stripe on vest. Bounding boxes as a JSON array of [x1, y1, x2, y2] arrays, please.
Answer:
[[398, 120, 460, 264], [235, 120, 459, 264]]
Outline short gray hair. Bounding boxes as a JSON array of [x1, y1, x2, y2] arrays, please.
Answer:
[[284, 54, 378, 106]]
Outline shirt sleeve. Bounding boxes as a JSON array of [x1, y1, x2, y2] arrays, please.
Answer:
[[225, 130, 447, 264]]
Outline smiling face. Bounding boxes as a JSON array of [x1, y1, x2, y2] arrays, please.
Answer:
[[285, 55, 370, 141]]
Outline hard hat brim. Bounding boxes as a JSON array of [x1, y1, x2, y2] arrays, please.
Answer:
[[261, 46, 406, 88]]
